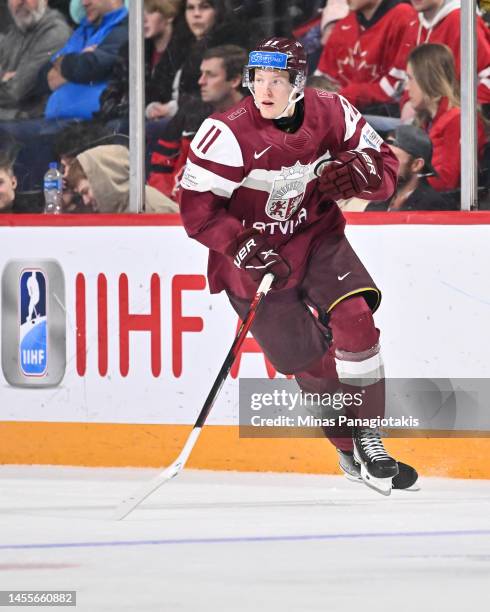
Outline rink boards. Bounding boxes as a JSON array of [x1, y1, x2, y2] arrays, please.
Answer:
[[1, 212, 490, 477]]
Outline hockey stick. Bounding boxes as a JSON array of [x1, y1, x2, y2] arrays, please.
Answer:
[[113, 272, 275, 520]]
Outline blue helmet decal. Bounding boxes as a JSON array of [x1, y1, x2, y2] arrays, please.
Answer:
[[248, 51, 288, 70]]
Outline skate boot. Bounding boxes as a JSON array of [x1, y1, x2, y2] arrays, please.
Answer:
[[352, 427, 399, 496], [337, 449, 419, 490]]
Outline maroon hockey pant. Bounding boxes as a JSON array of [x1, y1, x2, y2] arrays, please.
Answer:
[[229, 293, 384, 452]]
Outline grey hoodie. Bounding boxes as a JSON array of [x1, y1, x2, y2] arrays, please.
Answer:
[[77, 145, 179, 214]]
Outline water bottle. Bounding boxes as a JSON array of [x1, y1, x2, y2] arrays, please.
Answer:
[[44, 162, 63, 215]]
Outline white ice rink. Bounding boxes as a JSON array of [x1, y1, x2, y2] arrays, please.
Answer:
[[0, 466, 489, 611]]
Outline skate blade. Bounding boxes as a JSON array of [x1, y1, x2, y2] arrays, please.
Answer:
[[359, 463, 393, 496], [394, 484, 421, 492], [342, 470, 420, 491], [343, 473, 421, 491]]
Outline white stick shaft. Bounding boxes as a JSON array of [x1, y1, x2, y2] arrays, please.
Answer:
[[113, 428, 202, 520], [113, 273, 274, 520]]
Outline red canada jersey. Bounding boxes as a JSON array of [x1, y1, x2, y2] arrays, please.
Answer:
[[180, 89, 398, 299], [380, 5, 490, 105], [316, 2, 417, 109]]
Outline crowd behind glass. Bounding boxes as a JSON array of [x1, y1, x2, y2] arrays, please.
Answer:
[[0, 0, 489, 214]]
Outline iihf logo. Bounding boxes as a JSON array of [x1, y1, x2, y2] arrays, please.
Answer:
[[2, 260, 65, 387], [19, 269, 48, 376]]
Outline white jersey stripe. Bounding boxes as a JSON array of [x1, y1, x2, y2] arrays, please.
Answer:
[[241, 151, 332, 192], [181, 159, 241, 198]]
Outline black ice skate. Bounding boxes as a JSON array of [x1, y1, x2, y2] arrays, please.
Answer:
[[352, 428, 399, 496], [337, 449, 419, 491]]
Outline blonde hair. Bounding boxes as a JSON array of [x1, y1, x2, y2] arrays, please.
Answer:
[[408, 43, 460, 113], [144, 0, 182, 19]]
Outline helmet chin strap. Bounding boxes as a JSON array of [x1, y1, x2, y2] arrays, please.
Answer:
[[248, 85, 305, 120]]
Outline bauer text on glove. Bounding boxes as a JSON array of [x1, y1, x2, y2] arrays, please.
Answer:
[[226, 229, 290, 287]]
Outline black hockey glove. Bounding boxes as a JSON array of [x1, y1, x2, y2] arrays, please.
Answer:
[[316, 148, 383, 199], [226, 228, 291, 288]]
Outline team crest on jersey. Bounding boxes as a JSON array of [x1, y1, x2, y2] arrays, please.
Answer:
[[265, 161, 309, 221]]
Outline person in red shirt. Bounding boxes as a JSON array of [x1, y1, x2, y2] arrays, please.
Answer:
[[406, 43, 487, 192], [315, 0, 416, 113], [180, 37, 418, 494], [380, 0, 490, 115]]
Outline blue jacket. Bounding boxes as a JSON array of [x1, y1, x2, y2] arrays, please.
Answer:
[[44, 7, 128, 120]]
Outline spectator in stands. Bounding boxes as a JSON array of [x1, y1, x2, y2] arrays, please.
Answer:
[[381, 0, 490, 118], [0, 149, 17, 212], [98, 0, 183, 128], [0, 0, 71, 120], [53, 120, 123, 212], [148, 44, 247, 199], [146, 0, 253, 122], [366, 124, 454, 210], [406, 43, 487, 193], [35, 0, 128, 121], [315, 0, 416, 115], [66, 144, 179, 213]]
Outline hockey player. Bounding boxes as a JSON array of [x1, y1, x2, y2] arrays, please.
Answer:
[[180, 37, 418, 494]]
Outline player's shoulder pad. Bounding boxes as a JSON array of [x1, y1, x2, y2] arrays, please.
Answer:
[[190, 117, 243, 167]]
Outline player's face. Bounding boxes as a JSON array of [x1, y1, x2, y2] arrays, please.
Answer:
[[185, 0, 216, 40], [144, 10, 170, 40], [405, 63, 426, 111], [199, 57, 232, 104], [253, 69, 294, 119], [0, 169, 16, 211], [410, 0, 444, 13]]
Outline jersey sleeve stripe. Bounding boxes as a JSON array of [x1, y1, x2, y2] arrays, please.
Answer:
[[201, 128, 222, 154], [197, 125, 217, 151], [188, 149, 244, 183]]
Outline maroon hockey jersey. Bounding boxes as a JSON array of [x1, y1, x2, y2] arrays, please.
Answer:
[[180, 89, 398, 299], [316, 0, 417, 109]]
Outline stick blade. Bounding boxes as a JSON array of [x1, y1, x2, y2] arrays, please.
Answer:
[[113, 462, 182, 521]]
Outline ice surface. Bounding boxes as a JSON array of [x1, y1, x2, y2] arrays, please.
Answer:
[[0, 466, 489, 611]]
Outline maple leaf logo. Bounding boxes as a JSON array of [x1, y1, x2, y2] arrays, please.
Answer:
[[336, 41, 379, 84]]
